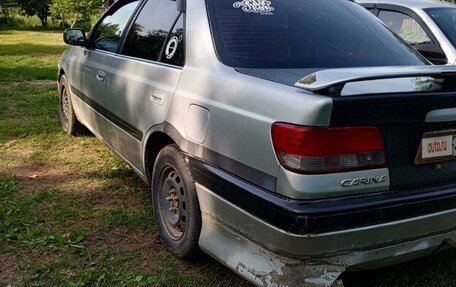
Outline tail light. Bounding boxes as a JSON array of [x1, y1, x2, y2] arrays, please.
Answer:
[[271, 123, 386, 174]]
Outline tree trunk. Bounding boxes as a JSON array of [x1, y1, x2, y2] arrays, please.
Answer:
[[70, 13, 79, 28], [61, 15, 66, 28], [105, 0, 116, 9], [5, 8, 9, 25], [39, 16, 48, 27], [38, 11, 48, 27]]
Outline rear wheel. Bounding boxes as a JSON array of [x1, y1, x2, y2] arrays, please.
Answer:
[[59, 74, 86, 136], [152, 144, 201, 258]]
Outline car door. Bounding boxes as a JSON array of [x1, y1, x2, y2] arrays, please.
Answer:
[[70, 0, 141, 141], [105, 0, 184, 172], [375, 6, 447, 64]]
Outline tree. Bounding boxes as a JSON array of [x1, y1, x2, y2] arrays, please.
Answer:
[[106, 0, 116, 7], [17, 0, 52, 27], [0, 0, 16, 24], [51, 0, 102, 28]]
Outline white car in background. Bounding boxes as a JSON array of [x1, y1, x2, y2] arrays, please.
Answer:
[[357, 0, 456, 65]]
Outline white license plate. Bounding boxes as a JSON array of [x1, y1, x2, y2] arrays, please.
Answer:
[[421, 135, 455, 159], [415, 130, 456, 165]]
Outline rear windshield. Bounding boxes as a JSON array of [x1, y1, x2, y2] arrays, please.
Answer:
[[425, 8, 456, 48], [206, 0, 427, 69]]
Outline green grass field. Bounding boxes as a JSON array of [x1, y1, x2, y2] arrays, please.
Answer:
[[0, 30, 455, 287]]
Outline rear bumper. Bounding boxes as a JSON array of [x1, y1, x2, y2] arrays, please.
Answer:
[[190, 158, 456, 235], [197, 182, 456, 258], [197, 194, 456, 286], [192, 159, 456, 286]]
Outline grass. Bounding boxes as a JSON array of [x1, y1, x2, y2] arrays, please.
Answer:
[[0, 30, 248, 287], [0, 31, 64, 82], [0, 30, 455, 287]]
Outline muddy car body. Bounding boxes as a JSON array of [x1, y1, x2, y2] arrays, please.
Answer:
[[58, 0, 456, 286]]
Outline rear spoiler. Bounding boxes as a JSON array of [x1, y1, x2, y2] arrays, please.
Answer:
[[295, 66, 456, 96]]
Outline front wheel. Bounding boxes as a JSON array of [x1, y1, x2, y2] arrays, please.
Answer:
[[152, 144, 202, 258], [59, 74, 86, 136]]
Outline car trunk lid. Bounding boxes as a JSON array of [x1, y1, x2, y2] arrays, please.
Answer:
[[297, 66, 456, 191], [331, 92, 456, 190]]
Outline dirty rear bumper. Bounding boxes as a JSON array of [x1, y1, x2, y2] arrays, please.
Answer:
[[189, 159, 456, 235], [192, 160, 456, 286], [197, 195, 456, 286]]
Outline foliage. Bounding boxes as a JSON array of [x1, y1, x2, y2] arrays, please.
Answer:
[[50, 0, 103, 28], [17, 0, 52, 27], [399, 28, 432, 45], [0, 15, 63, 30]]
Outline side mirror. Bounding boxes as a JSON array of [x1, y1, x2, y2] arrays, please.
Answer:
[[413, 43, 448, 65], [63, 28, 87, 46], [177, 0, 186, 12]]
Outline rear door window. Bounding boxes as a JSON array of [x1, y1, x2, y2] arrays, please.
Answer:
[[122, 0, 183, 65], [91, 1, 140, 53], [378, 10, 433, 45]]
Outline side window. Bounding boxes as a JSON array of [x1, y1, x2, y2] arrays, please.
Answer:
[[91, 1, 140, 53], [122, 0, 184, 66], [162, 15, 184, 67], [378, 10, 432, 45]]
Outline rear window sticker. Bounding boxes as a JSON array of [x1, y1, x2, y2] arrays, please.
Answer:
[[233, 0, 275, 15]]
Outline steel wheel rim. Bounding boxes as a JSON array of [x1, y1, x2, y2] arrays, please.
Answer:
[[158, 165, 188, 241], [60, 87, 70, 127]]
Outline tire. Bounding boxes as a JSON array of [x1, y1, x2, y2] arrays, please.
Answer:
[[59, 74, 86, 136], [152, 144, 202, 258]]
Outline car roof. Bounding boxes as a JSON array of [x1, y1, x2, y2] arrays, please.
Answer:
[[356, 0, 456, 10]]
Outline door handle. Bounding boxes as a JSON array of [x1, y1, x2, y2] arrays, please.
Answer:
[[96, 70, 106, 82]]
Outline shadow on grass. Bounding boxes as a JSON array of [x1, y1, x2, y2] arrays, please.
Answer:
[[0, 85, 60, 143], [0, 66, 59, 82], [2, 152, 456, 287], [0, 43, 66, 56], [0, 155, 251, 287]]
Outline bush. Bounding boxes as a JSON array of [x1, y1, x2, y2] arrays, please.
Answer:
[[0, 15, 26, 30], [73, 19, 93, 32], [0, 12, 100, 31], [0, 4, 101, 31], [0, 15, 63, 31]]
